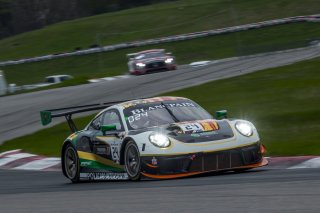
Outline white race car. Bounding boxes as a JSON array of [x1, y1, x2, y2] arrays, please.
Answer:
[[127, 49, 176, 75], [40, 96, 268, 182]]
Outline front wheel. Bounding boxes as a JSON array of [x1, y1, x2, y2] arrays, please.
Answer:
[[63, 144, 80, 183], [124, 141, 141, 181]]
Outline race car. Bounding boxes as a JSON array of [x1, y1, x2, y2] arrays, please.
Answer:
[[40, 96, 268, 182], [127, 49, 176, 75]]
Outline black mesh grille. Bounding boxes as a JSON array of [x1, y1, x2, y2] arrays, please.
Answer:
[[142, 143, 263, 175], [146, 61, 165, 69]]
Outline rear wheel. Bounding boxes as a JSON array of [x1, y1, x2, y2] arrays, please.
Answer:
[[124, 141, 141, 181], [63, 144, 80, 183]]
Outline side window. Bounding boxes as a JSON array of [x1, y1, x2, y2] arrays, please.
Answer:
[[102, 110, 123, 131], [89, 114, 103, 130]]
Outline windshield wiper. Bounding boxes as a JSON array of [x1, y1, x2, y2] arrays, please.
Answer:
[[162, 102, 179, 122]]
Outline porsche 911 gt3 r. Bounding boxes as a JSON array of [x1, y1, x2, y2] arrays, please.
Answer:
[[40, 96, 267, 182], [127, 49, 176, 75]]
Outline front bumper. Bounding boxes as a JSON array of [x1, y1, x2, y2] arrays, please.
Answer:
[[141, 143, 267, 179], [131, 64, 176, 75]]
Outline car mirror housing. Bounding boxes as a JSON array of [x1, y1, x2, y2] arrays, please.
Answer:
[[101, 124, 117, 133], [215, 110, 227, 120]]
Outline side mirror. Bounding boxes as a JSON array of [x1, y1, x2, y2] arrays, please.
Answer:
[[101, 124, 117, 133], [215, 110, 227, 120]]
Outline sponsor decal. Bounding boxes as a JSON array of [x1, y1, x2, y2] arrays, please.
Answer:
[[80, 161, 92, 167], [127, 102, 196, 124], [128, 112, 148, 123], [181, 123, 203, 133], [110, 141, 120, 163], [67, 133, 77, 141], [191, 131, 218, 137], [96, 147, 109, 155], [199, 120, 219, 131], [80, 172, 129, 180], [151, 157, 158, 166], [130, 102, 195, 115], [177, 120, 219, 133], [122, 103, 136, 109], [122, 97, 187, 109]]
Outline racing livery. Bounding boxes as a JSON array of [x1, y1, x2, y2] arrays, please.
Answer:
[[40, 96, 267, 182], [127, 49, 176, 75]]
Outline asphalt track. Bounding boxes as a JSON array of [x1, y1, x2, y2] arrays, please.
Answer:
[[1, 45, 320, 145], [1, 46, 320, 212], [0, 168, 319, 212]]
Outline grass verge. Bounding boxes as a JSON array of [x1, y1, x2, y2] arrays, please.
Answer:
[[3, 22, 320, 85], [1, 0, 320, 60], [1, 57, 319, 156]]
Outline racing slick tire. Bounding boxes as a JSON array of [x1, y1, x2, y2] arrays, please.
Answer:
[[124, 141, 141, 181], [63, 144, 80, 183]]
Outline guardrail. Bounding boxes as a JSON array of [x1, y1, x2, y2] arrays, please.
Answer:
[[0, 14, 319, 67]]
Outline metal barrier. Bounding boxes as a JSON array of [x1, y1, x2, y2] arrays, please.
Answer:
[[0, 14, 319, 67]]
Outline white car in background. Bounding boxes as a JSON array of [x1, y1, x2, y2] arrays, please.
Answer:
[[22, 75, 73, 90], [44, 75, 73, 84], [127, 49, 176, 75]]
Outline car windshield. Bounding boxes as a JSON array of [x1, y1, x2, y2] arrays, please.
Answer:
[[123, 99, 212, 130], [135, 51, 165, 60], [45, 77, 55, 83]]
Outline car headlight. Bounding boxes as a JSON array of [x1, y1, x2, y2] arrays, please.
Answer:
[[149, 133, 171, 148], [235, 121, 253, 137], [165, 58, 174, 64], [136, 62, 146, 68]]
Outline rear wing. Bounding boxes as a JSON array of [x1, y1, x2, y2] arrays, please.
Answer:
[[40, 100, 131, 133]]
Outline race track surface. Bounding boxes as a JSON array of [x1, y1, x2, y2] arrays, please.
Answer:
[[0, 168, 319, 213], [1, 45, 320, 144]]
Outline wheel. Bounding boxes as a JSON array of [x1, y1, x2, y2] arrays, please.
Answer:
[[63, 144, 80, 183], [124, 141, 141, 181]]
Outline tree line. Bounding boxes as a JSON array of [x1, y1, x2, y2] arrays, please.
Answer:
[[0, 0, 175, 39]]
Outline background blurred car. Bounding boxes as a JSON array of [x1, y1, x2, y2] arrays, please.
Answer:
[[22, 75, 73, 90], [44, 75, 73, 84], [127, 49, 176, 75]]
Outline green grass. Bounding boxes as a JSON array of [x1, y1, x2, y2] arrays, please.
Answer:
[[1, 57, 320, 156], [3, 22, 320, 85], [1, 0, 320, 61], [3, 76, 90, 96]]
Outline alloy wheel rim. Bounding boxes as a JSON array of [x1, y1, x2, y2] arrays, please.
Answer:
[[65, 148, 77, 179], [126, 144, 140, 177]]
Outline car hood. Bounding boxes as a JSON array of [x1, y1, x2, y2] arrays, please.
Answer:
[[128, 119, 235, 143], [168, 119, 220, 134], [167, 119, 235, 143]]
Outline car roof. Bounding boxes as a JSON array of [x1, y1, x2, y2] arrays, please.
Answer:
[[46, 75, 71, 78], [136, 49, 165, 54]]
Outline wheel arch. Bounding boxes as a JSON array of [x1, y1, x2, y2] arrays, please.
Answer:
[[120, 137, 136, 165]]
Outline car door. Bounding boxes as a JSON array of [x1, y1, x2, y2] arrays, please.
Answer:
[[93, 109, 125, 164]]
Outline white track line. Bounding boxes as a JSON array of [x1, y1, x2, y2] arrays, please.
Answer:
[[117, 75, 130, 79], [101, 77, 116, 81], [13, 157, 60, 170], [0, 149, 21, 158], [0, 153, 36, 166], [89, 75, 130, 83], [288, 157, 320, 169]]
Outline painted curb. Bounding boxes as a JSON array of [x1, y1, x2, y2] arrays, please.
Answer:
[[1, 150, 320, 172]]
